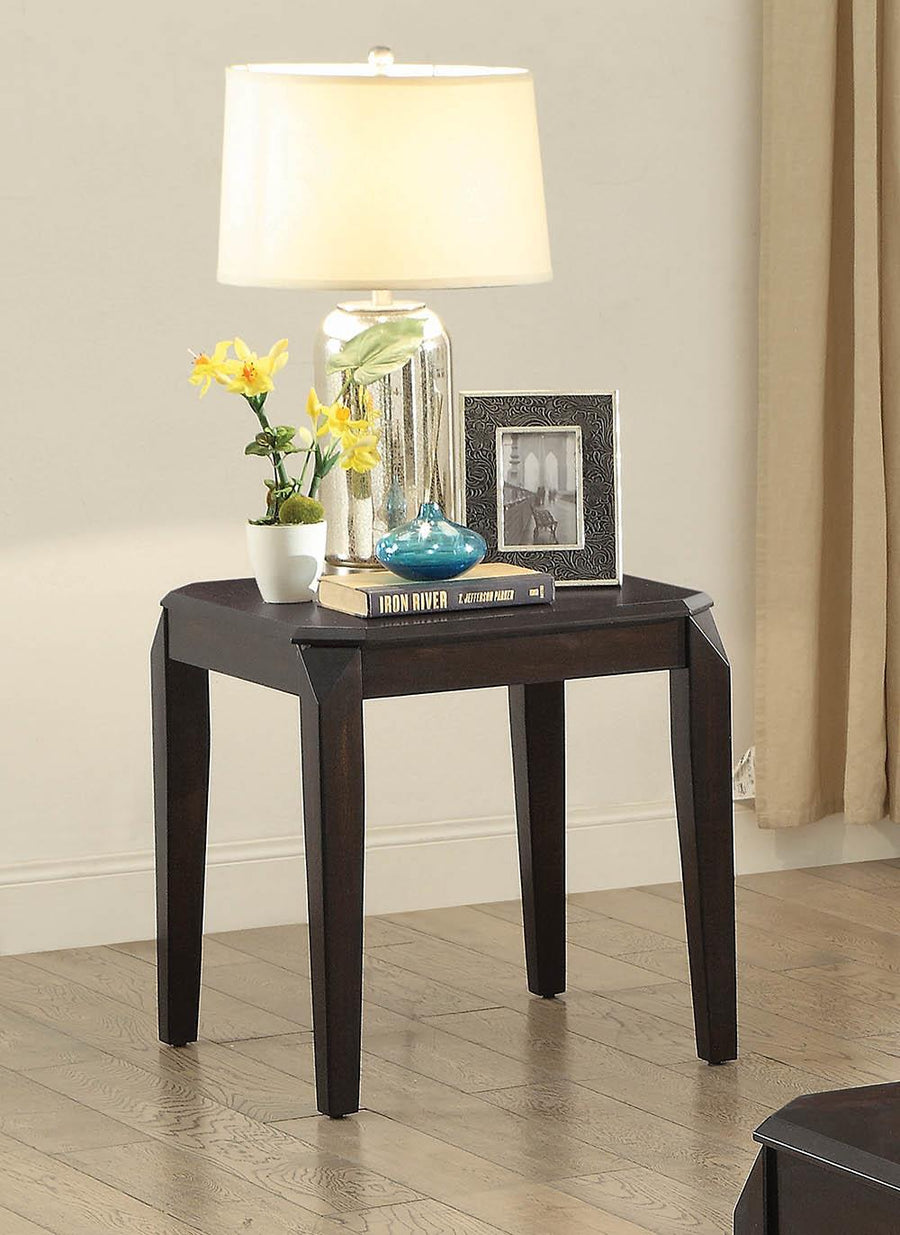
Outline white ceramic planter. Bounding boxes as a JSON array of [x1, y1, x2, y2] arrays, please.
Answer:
[[246, 521, 327, 603]]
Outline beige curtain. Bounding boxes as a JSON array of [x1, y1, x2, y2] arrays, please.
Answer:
[[758, 0, 900, 826]]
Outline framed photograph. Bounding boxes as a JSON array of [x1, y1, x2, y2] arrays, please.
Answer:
[[460, 391, 621, 586]]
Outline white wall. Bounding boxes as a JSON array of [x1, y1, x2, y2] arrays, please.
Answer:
[[4, 0, 896, 955]]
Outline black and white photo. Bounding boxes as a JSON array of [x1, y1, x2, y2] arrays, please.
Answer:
[[497, 426, 584, 550]]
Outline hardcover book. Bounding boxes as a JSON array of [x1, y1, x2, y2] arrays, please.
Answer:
[[316, 563, 555, 619]]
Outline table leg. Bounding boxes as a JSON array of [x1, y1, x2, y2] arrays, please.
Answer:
[[151, 610, 210, 1047], [734, 1147, 775, 1233], [509, 681, 566, 997], [669, 609, 737, 1064], [298, 645, 365, 1118]]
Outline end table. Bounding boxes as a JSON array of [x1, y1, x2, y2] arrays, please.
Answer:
[[152, 575, 737, 1117], [735, 1083, 900, 1232]]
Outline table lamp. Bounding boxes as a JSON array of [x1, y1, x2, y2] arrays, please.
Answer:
[[217, 49, 552, 569]]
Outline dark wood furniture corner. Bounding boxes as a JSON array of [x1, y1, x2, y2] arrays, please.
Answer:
[[735, 1083, 900, 1233], [152, 575, 737, 1117]]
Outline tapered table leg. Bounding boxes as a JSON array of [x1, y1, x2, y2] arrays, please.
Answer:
[[669, 609, 737, 1064], [734, 1147, 775, 1234], [509, 681, 566, 997], [298, 645, 365, 1118], [152, 610, 210, 1047]]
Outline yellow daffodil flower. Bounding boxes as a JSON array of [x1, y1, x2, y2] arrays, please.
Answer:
[[188, 340, 232, 397], [320, 400, 369, 445], [308, 385, 379, 432], [306, 387, 356, 438], [340, 431, 381, 474], [306, 387, 329, 434], [223, 337, 289, 397]]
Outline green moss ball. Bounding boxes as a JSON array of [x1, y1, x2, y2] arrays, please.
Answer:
[[278, 494, 326, 525]]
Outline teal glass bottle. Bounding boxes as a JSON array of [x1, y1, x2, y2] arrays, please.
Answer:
[[375, 501, 486, 582]]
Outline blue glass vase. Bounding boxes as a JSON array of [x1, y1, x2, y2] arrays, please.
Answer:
[[375, 501, 486, 582]]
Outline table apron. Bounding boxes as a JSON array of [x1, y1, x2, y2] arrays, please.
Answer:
[[168, 611, 687, 699], [167, 611, 300, 695], [360, 619, 687, 698]]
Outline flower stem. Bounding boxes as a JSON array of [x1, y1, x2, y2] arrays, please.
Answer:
[[246, 395, 291, 490], [243, 393, 292, 521], [297, 447, 313, 495], [309, 443, 324, 499]]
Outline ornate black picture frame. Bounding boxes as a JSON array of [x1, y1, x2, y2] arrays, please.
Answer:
[[460, 391, 621, 586]]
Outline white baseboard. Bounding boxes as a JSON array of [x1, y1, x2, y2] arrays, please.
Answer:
[[3, 802, 900, 956]]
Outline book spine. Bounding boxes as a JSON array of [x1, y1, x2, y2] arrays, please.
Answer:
[[367, 576, 555, 618]]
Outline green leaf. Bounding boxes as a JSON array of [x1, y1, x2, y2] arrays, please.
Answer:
[[326, 318, 424, 385], [273, 425, 297, 447], [245, 441, 272, 457], [319, 451, 342, 478]]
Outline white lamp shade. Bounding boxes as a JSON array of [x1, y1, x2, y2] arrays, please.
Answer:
[[217, 62, 552, 290]]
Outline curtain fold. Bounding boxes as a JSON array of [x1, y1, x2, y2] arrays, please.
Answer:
[[757, 0, 899, 826]]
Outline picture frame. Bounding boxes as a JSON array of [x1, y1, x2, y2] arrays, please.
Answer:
[[459, 391, 621, 586]]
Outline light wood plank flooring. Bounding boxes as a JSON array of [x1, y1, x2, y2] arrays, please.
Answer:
[[4, 860, 900, 1233]]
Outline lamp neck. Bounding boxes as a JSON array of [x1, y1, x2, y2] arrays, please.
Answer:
[[337, 293, 425, 315]]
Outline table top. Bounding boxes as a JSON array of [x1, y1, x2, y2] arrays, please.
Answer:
[[162, 575, 712, 649], [755, 1082, 900, 1191]]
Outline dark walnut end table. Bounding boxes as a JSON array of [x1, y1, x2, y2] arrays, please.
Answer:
[[152, 575, 737, 1118], [735, 1083, 900, 1233]]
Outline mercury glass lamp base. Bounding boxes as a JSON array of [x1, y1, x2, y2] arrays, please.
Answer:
[[315, 296, 456, 572]]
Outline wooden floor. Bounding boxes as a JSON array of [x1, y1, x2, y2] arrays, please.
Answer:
[[5, 862, 900, 1234]]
